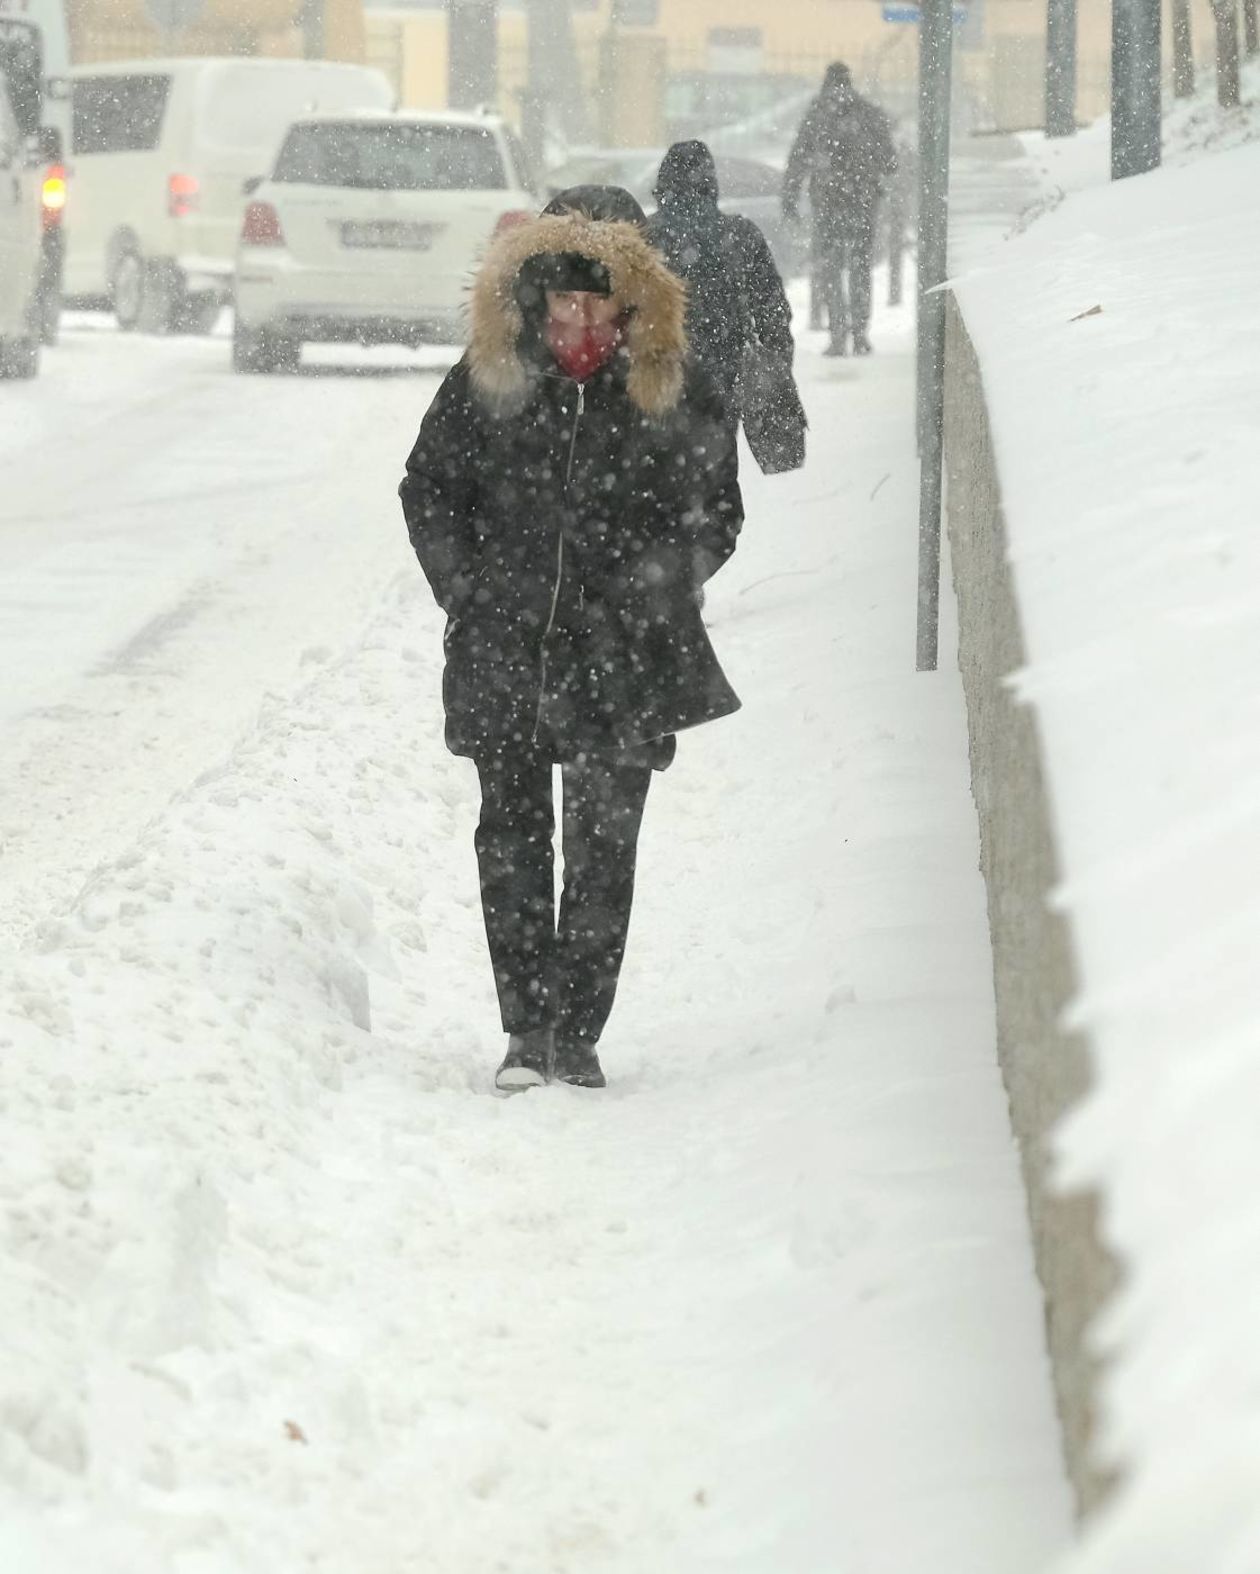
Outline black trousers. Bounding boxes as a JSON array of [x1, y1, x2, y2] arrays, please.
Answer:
[[473, 750, 653, 1045], [818, 206, 878, 341]]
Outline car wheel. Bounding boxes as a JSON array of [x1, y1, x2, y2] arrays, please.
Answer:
[[233, 322, 298, 374], [0, 335, 40, 380], [175, 293, 222, 336], [232, 321, 265, 373], [137, 261, 181, 335], [111, 249, 145, 332], [38, 281, 61, 347]]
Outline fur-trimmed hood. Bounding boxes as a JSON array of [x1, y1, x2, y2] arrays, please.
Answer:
[[467, 197, 688, 419]]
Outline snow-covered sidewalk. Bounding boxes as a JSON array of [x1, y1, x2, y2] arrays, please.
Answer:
[[0, 296, 1070, 1570]]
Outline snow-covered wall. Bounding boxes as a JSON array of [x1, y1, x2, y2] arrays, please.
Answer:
[[942, 300, 1117, 1516], [948, 136, 1260, 1565]]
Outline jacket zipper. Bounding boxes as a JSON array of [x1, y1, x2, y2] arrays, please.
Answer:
[[533, 381, 584, 743]]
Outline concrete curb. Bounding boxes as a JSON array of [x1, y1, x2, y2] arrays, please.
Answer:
[[943, 294, 1121, 1518]]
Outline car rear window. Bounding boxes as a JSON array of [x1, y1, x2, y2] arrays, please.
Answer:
[[272, 122, 507, 192], [73, 74, 170, 154]]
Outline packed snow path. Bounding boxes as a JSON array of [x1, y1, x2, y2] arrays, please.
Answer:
[[0, 301, 1071, 1570], [0, 321, 443, 949]]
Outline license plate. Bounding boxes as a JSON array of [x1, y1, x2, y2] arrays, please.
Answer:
[[340, 220, 444, 251]]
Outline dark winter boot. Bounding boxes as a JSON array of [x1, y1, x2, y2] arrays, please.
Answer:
[[553, 1037, 606, 1089], [823, 331, 849, 357], [852, 332, 873, 356], [494, 1027, 553, 1092]]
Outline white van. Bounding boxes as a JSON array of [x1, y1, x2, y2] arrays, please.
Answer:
[[0, 18, 47, 379], [64, 57, 394, 333]]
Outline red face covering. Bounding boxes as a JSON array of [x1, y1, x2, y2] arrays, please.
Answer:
[[545, 316, 624, 383]]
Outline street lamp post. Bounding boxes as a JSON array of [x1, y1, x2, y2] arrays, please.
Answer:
[[915, 0, 954, 672]]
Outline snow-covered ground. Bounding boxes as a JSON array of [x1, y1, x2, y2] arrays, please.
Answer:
[[952, 112, 1260, 1574], [0, 294, 1071, 1569], [0, 318, 447, 949]]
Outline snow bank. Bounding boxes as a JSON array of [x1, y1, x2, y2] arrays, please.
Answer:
[[0, 572, 542, 1564], [953, 133, 1260, 1570], [0, 603, 445, 1565]]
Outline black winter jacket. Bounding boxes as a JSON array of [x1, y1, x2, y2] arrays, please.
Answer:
[[400, 196, 744, 765], [647, 143, 806, 475], [646, 203, 791, 404], [783, 92, 898, 232]]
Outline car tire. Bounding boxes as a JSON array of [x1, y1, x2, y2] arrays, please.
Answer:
[[111, 248, 145, 333], [0, 335, 40, 380], [232, 322, 299, 375], [175, 293, 222, 336], [137, 261, 181, 335], [38, 282, 61, 347]]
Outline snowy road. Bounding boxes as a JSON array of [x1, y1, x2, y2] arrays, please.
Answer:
[[0, 300, 1072, 1570], [0, 318, 446, 946]]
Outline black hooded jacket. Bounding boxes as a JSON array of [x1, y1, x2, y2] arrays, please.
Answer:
[[646, 142, 806, 475], [783, 71, 898, 233], [399, 186, 743, 767]]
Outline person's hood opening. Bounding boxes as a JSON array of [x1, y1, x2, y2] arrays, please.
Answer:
[[821, 61, 856, 105], [467, 184, 686, 419], [654, 141, 720, 207]]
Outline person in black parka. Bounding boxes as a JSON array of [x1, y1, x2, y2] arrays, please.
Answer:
[[646, 141, 807, 475], [399, 185, 743, 1093], [783, 62, 897, 357]]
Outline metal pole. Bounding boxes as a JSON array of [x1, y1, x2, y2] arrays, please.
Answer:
[[1211, 0, 1242, 105], [915, 0, 953, 672], [1045, 0, 1077, 137], [1111, 0, 1162, 179], [300, 0, 325, 60], [521, 0, 551, 174], [448, 0, 499, 110], [522, 0, 591, 157], [1171, 0, 1196, 97]]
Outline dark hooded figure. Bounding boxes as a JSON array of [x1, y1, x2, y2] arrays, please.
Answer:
[[646, 140, 806, 475], [783, 62, 897, 356], [399, 185, 743, 1093]]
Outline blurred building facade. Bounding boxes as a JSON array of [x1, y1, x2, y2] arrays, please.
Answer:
[[66, 0, 368, 66], [362, 0, 1228, 143], [62, 0, 1231, 143]]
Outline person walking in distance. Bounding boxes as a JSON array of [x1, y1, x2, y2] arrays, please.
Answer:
[[399, 186, 743, 1093], [646, 140, 807, 475], [783, 62, 897, 357]]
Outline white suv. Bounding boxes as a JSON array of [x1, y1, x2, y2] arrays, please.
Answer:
[[233, 110, 538, 373]]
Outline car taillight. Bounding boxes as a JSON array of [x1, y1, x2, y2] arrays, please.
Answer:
[[241, 200, 285, 247], [41, 165, 67, 232], [493, 209, 532, 237], [168, 172, 200, 218]]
